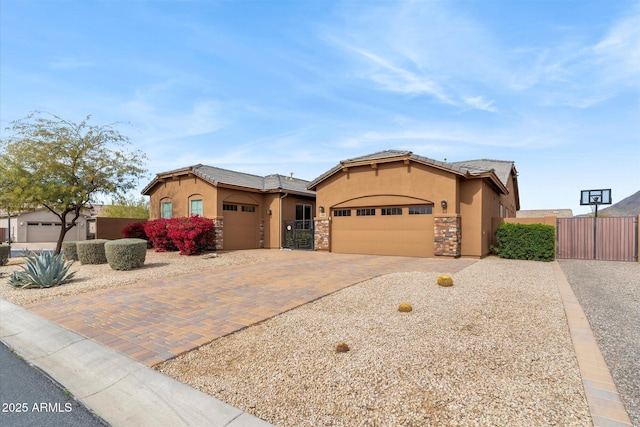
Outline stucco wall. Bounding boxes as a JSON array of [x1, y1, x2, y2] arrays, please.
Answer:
[[315, 161, 456, 213], [148, 175, 217, 219], [459, 179, 483, 257], [145, 174, 315, 250], [314, 161, 458, 257]]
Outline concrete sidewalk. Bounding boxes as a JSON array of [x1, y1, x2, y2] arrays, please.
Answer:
[[1, 299, 272, 427]]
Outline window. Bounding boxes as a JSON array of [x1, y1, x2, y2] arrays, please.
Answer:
[[296, 203, 312, 230], [242, 205, 256, 213], [381, 207, 402, 216], [223, 204, 238, 211], [333, 209, 351, 217], [161, 202, 172, 219], [190, 199, 203, 217], [500, 204, 504, 218], [356, 208, 376, 216], [408, 206, 432, 215]]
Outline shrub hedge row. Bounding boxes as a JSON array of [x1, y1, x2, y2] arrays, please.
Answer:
[[493, 222, 555, 262]]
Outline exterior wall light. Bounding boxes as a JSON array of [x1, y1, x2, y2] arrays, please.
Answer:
[[441, 200, 448, 209], [319, 206, 325, 214], [266, 209, 273, 215]]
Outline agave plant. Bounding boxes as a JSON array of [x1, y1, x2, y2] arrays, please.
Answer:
[[7, 251, 76, 289]]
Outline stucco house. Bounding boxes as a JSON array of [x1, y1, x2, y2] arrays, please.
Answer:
[[308, 150, 520, 258], [141, 165, 316, 250], [0, 207, 102, 243]]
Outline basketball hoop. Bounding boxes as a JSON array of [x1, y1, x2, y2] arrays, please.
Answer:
[[580, 189, 613, 259]]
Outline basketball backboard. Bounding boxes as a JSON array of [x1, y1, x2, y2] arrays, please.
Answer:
[[580, 189, 612, 205]]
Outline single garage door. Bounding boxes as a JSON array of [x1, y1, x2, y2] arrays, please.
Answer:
[[331, 205, 434, 257], [223, 203, 259, 250]]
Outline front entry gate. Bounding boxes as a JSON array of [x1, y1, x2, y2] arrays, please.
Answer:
[[283, 220, 314, 250], [556, 217, 638, 261]]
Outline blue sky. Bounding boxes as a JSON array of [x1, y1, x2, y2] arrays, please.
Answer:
[[1, 0, 639, 215]]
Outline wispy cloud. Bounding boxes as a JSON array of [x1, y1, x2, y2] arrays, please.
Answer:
[[323, 0, 639, 112], [591, 2, 640, 88], [321, 0, 504, 112], [48, 58, 93, 69], [462, 96, 497, 112], [341, 44, 455, 105], [119, 81, 226, 148]]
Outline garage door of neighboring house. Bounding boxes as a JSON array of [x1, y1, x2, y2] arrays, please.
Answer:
[[26, 222, 81, 243], [331, 205, 434, 257], [222, 203, 259, 250]]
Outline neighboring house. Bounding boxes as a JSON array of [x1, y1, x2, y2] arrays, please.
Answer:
[[517, 209, 573, 218], [141, 165, 316, 250], [308, 150, 520, 258], [0, 206, 105, 243], [5, 209, 89, 243]]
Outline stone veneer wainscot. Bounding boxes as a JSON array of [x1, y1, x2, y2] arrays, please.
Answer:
[[314, 218, 330, 251], [434, 215, 461, 257]]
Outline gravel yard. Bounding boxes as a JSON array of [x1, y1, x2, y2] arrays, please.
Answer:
[[157, 257, 592, 427], [1, 250, 598, 425], [0, 250, 272, 306], [560, 260, 640, 427]]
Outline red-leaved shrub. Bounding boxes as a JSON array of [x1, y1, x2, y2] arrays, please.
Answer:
[[144, 219, 177, 252], [167, 216, 215, 255], [122, 222, 148, 238]]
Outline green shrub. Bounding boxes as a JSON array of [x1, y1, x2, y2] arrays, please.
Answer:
[[492, 222, 555, 261], [105, 239, 147, 270], [0, 244, 9, 266], [7, 251, 76, 289], [61, 241, 78, 261], [76, 239, 109, 264]]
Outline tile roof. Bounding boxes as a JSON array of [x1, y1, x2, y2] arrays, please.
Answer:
[[448, 159, 515, 187], [142, 164, 315, 196], [307, 150, 516, 190]]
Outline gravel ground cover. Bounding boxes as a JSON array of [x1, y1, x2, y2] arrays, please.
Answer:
[[158, 258, 592, 427], [559, 260, 640, 427], [0, 250, 271, 306]]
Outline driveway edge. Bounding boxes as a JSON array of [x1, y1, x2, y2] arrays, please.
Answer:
[[552, 263, 633, 427]]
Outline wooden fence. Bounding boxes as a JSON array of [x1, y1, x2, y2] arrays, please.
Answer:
[[556, 216, 638, 262]]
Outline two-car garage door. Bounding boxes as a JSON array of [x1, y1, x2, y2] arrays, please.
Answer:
[[331, 205, 434, 257], [26, 222, 82, 243]]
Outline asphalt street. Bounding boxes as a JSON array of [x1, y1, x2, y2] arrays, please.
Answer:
[[0, 341, 106, 427]]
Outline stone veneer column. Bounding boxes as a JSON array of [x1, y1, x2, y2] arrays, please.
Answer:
[[213, 217, 224, 250], [259, 219, 265, 249], [314, 218, 330, 251], [434, 215, 461, 257]]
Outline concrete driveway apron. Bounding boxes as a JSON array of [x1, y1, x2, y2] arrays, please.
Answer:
[[26, 251, 475, 366]]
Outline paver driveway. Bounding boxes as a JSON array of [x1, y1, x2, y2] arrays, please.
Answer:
[[27, 250, 475, 366]]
